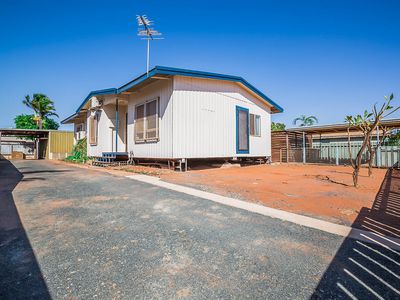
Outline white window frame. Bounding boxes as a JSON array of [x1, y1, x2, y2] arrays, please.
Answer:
[[250, 114, 261, 137], [75, 123, 86, 141], [76, 123, 84, 132], [134, 97, 159, 143]]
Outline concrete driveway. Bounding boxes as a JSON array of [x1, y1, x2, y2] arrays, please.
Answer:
[[0, 160, 398, 299]]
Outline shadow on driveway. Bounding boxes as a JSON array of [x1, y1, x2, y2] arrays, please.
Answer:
[[312, 167, 400, 299], [21, 169, 73, 175], [0, 159, 51, 299]]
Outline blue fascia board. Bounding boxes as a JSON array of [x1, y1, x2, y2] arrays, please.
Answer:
[[155, 66, 243, 81], [70, 66, 283, 119], [153, 66, 284, 113], [76, 88, 118, 113], [239, 78, 284, 113], [61, 113, 79, 124], [117, 69, 158, 93]]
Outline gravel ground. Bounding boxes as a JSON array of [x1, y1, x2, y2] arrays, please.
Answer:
[[1, 160, 396, 299]]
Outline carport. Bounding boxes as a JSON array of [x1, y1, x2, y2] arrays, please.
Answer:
[[271, 118, 400, 167], [0, 129, 74, 160]]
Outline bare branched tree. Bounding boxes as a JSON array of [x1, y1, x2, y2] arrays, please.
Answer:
[[345, 94, 398, 187]]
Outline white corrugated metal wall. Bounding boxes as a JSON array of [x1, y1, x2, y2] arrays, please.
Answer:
[[127, 79, 174, 158], [87, 97, 127, 157], [87, 76, 273, 159], [172, 76, 271, 158]]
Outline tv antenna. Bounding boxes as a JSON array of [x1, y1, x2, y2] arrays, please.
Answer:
[[136, 15, 163, 75]]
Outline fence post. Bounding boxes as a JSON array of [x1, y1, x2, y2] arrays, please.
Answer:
[[392, 146, 395, 167], [376, 126, 381, 167], [286, 134, 289, 163], [335, 146, 339, 165], [328, 146, 330, 163], [398, 149, 400, 168], [302, 131, 306, 163]]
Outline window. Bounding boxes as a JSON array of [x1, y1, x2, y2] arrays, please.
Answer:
[[135, 104, 145, 141], [76, 123, 86, 140], [135, 98, 159, 142], [250, 114, 261, 137], [76, 123, 84, 132], [89, 114, 98, 145]]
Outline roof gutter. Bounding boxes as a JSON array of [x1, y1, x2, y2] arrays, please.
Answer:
[[61, 112, 79, 124]]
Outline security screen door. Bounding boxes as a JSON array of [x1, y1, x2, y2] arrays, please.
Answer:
[[236, 106, 249, 154]]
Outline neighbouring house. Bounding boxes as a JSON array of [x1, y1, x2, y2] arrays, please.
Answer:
[[271, 119, 400, 167], [61, 66, 283, 167]]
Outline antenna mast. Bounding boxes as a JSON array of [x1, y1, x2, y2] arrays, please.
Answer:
[[136, 15, 163, 76]]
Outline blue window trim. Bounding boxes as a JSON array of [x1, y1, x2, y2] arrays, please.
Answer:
[[236, 106, 250, 154]]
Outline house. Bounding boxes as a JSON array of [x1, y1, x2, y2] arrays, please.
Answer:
[[61, 66, 283, 167]]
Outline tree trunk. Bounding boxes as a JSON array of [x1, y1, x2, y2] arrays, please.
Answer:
[[38, 118, 43, 129], [366, 139, 375, 177], [353, 167, 359, 187], [352, 133, 370, 187], [368, 150, 375, 177]]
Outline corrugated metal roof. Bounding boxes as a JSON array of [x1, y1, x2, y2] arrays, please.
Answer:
[[62, 66, 283, 124], [0, 128, 73, 137], [281, 118, 400, 133]]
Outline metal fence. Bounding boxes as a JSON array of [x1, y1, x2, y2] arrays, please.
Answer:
[[288, 143, 400, 168], [0, 142, 35, 155]]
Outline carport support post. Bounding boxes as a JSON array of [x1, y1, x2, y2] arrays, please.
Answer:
[[285, 133, 289, 163], [35, 138, 39, 159], [302, 131, 306, 163]]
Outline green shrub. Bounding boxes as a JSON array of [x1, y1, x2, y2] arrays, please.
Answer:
[[65, 137, 87, 163]]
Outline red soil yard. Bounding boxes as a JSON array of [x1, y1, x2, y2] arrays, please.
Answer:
[[160, 164, 387, 226]]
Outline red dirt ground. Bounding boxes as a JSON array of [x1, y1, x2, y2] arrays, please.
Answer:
[[160, 164, 387, 226], [55, 160, 387, 226]]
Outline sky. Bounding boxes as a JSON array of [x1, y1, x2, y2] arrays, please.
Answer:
[[1, 0, 399, 130]]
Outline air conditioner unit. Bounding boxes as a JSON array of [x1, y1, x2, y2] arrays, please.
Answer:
[[91, 97, 102, 108]]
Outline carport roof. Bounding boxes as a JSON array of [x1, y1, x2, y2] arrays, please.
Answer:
[[282, 118, 400, 134], [0, 128, 71, 137], [61, 66, 284, 124]]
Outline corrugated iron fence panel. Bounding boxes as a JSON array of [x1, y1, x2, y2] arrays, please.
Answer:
[[380, 146, 400, 167], [285, 143, 400, 168], [0, 143, 35, 155], [49, 131, 74, 153]]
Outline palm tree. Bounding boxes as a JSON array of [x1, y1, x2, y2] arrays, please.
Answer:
[[293, 115, 318, 127], [23, 94, 58, 129]]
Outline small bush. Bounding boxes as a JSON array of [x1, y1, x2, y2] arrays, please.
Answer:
[[65, 138, 88, 163]]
